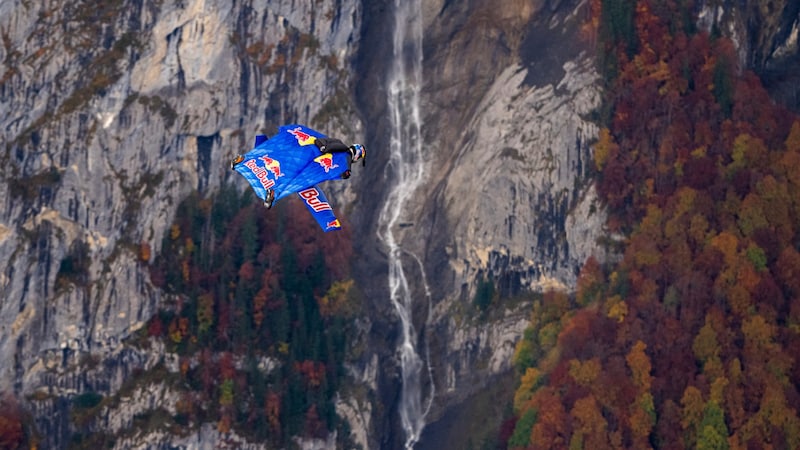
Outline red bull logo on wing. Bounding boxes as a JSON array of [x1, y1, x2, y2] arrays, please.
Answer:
[[299, 188, 332, 212], [244, 159, 276, 191], [314, 154, 339, 173], [288, 127, 316, 146], [326, 219, 341, 229], [259, 156, 284, 178]]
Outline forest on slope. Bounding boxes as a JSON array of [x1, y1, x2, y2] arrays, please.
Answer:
[[137, 187, 359, 448], [508, 0, 800, 449], [3, 186, 363, 449]]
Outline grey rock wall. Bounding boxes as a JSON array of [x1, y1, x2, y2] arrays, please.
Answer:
[[696, 0, 799, 70], [2, 0, 363, 447], [383, 0, 608, 422]]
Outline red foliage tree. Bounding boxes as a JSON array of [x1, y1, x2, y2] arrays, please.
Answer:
[[0, 394, 26, 450]]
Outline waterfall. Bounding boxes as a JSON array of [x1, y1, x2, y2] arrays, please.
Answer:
[[376, 0, 434, 448]]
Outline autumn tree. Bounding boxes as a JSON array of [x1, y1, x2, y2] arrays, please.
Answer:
[[0, 394, 27, 450], [139, 184, 356, 445], [626, 341, 656, 448]]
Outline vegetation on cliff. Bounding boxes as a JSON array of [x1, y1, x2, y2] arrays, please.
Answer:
[[148, 185, 359, 446], [68, 185, 361, 448], [508, 0, 800, 448]]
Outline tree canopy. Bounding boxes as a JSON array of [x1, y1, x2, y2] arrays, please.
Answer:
[[508, 0, 800, 448]]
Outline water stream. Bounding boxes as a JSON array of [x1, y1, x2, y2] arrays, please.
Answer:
[[376, 0, 434, 447]]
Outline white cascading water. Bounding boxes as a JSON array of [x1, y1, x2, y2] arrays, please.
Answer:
[[377, 0, 434, 448]]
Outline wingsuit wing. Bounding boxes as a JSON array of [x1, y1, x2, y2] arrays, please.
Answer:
[[233, 124, 349, 231], [297, 186, 342, 232]]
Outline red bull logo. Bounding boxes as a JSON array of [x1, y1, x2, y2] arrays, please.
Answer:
[[244, 159, 276, 191], [288, 127, 316, 146], [299, 188, 332, 212], [314, 154, 339, 173], [326, 219, 341, 229], [259, 156, 284, 178]]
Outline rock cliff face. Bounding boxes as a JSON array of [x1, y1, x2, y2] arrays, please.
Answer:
[[357, 0, 799, 442], [1, 0, 798, 448], [697, 0, 799, 70], [695, 0, 800, 114], [395, 0, 607, 428], [1, 0, 363, 447]]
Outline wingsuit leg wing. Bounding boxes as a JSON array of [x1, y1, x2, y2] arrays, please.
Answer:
[[297, 186, 341, 232]]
